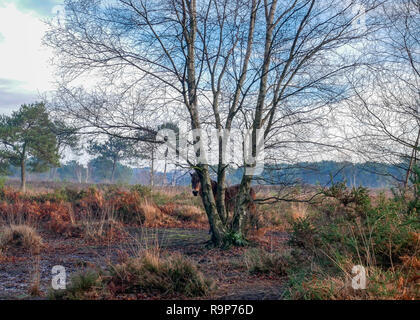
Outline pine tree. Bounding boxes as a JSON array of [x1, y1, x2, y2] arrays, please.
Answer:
[[0, 103, 60, 191]]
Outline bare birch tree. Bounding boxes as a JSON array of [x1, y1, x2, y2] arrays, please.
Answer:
[[45, 0, 380, 246], [346, 0, 419, 194]]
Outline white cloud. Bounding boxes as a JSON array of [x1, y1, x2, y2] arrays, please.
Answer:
[[0, 2, 55, 110]]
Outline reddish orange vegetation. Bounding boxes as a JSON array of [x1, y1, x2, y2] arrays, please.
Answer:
[[0, 186, 210, 244], [0, 254, 28, 263], [395, 235, 420, 300], [157, 203, 208, 229], [75, 188, 105, 218]]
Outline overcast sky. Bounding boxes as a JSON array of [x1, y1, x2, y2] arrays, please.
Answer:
[[0, 0, 63, 114]]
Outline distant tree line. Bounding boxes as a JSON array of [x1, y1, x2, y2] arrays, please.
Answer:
[[4, 159, 405, 189], [229, 161, 405, 188]]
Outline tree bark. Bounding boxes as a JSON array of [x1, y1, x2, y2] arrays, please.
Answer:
[[75, 167, 82, 183], [231, 0, 278, 238], [150, 148, 154, 188], [111, 157, 117, 183], [52, 167, 58, 181], [163, 156, 167, 186], [197, 166, 226, 246], [20, 158, 26, 192], [404, 127, 420, 196], [85, 164, 90, 184]]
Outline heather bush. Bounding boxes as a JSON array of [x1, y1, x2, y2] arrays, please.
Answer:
[[171, 205, 205, 223], [0, 224, 42, 253], [286, 181, 420, 300], [50, 250, 213, 299], [75, 186, 104, 218], [108, 251, 213, 297], [130, 184, 152, 198], [244, 248, 289, 276], [408, 165, 420, 215], [49, 269, 104, 300]]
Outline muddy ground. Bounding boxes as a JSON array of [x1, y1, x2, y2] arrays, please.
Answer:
[[0, 227, 289, 300]]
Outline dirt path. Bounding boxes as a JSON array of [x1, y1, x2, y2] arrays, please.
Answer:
[[0, 228, 288, 300]]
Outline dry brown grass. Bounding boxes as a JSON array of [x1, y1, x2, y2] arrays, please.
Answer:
[[171, 205, 207, 223], [75, 202, 128, 242], [29, 252, 42, 297], [108, 249, 214, 297], [140, 200, 162, 221], [140, 200, 178, 227], [289, 259, 420, 300], [50, 247, 214, 299], [0, 223, 44, 296], [157, 202, 208, 229], [0, 224, 43, 253], [290, 203, 309, 221], [79, 218, 126, 242], [244, 247, 289, 276]]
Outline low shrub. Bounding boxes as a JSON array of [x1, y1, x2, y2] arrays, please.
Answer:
[[0, 224, 42, 253], [130, 185, 152, 198], [290, 187, 419, 269], [0, 198, 40, 224], [141, 201, 163, 222], [171, 205, 205, 223], [286, 181, 420, 300], [49, 269, 104, 300], [288, 216, 318, 249], [108, 251, 213, 297], [78, 218, 126, 242], [151, 191, 173, 206], [0, 187, 21, 202], [287, 259, 419, 300], [407, 165, 420, 215], [75, 187, 104, 219], [108, 190, 146, 224], [244, 248, 289, 276], [50, 251, 213, 299]]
